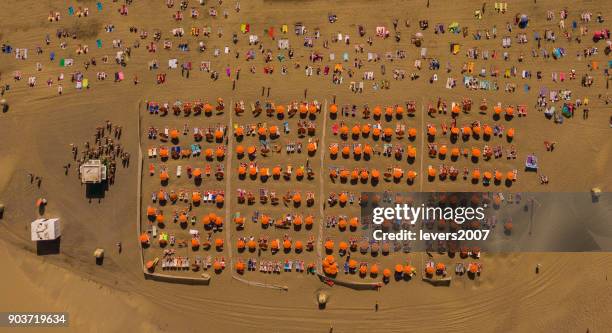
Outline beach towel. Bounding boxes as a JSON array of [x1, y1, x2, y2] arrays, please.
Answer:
[[97, 2, 102, 11], [281, 25, 288, 33], [83, 79, 89, 88], [68, 6, 74, 15], [50, 52, 55, 61], [240, 24, 246, 33], [118, 71, 124, 81], [96, 39, 102, 48], [59, 58, 65, 67]]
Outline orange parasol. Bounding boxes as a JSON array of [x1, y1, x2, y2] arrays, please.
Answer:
[[276, 105, 285, 114], [329, 145, 339, 155], [408, 127, 417, 138], [324, 240, 334, 251], [472, 148, 481, 158], [427, 126, 436, 136], [370, 264, 379, 275], [439, 145, 448, 155], [364, 144, 373, 155], [506, 171, 515, 181], [193, 168, 202, 178], [329, 104, 338, 114], [507, 128, 515, 138], [292, 193, 302, 203], [436, 263, 446, 271], [428, 166, 436, 177], [257, 127, 267, 136], [307, 142, 317, 152], [146, 206, 156, 216], [234, 127, 244, 137], [192, 192, 201, 203], [247, 146, 256, 155], [371, 169, 380, 179], [283, 239, 292, 249], [383, 268, 392, 278], [247, 240, 257, 250], [349, 217, 359, 228], [295, 241, 303, 250], [339, 241, 348, 251], [139, 233, 150, 244], [170, 129, 179, 139], [214, 130, 224, 140], [305, 215, 314, 226], [472, 169, 481, 179], [351, 125, 360, 136], [235, 262, 246, 272], [215, 194, 224, 204], [383, 128, 393, 137], [269, 125, 278, 135], [338, 218, 347, 230], [395, 264, 403, 273], [373, 106, 382, 117], [212, 238, 223, 249], [407, 170, 417, 180], [340, 125, 349, 136], [236, 145, 245, 155]]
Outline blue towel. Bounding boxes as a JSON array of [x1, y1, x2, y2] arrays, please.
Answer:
[[68, 6, 74, 15], [97, 2, 103, 11]]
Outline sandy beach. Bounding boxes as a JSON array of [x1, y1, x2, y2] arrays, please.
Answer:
[[0, 0, 611, 331]]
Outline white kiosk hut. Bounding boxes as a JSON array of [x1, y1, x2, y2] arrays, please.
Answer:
[[30, 218, 61, 241], [80, 160, 107, 184]]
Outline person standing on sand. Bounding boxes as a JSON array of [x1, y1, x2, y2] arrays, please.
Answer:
[[58, 84, 63, 95]]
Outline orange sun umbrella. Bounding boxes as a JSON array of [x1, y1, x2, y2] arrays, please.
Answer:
[[170, 129, 179, 139], [247, 146, 256, 155], [427, 166, 436, 178], [257, 127, 267, 136], [215, 148, 225, 158], [471, 148, 481, 158], [215, 130, 224, 140], [361, 124, 371, 134], [236, 145, 245, 155], [426, 266, 435, 275], [395, 264, 403, 273], [407, 170, 417, 180], [436, 263, 446, 271], [495, 170, 503, 181], [329, 145, 339, 155], [373, 106, 382, 117], [193, 168, 202, 178], [383, 268, 391, 278], [269, 125, 278, 135], [451, 147, 460, 157], [295, 240, 303, 250], [427, 126, 436, 136], [349, 217, 359, 228], [305, 215, 314, 226], [276, 105, 285, 114], [339, 193, 348, 203], [234, 127, 244, 137], [214, 238, 224, 248], [371, 169, 380, 179], [370, 264, 379, 275], [292, 193, 302, 203], [407, 146, 417, 158], [146, 206, 156, 216], [408, 128, 417, 138], [439, 145, 448, 156], [383, 128, 393, 137], [342, 146, 350, 156], [340, 126, 349, 136], [339, 241, 348, 251], [364, 144, 373, 156], [472, 169, 481, 180], [324, 240, 334, 251], [329, 104, 338, 114], [507, 128, 515, 138], [352, 125, 360, 135], [506, 171, 515, 181], [307, 142, 317, 152]]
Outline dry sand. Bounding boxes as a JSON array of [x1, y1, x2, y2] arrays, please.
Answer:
[[1, 0, 611, 332]]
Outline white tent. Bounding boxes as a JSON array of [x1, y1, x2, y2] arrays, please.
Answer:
[[31, 218, 61, 241]]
